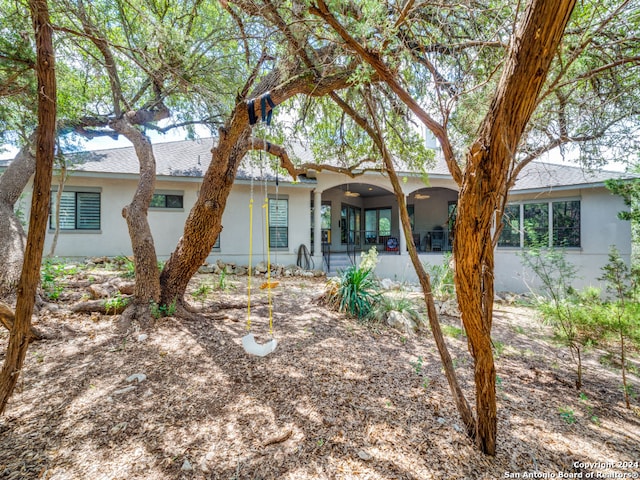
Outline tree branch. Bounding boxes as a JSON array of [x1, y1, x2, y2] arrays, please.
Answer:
[[310, 0, 462, 185], [247, 137, 380, 180]]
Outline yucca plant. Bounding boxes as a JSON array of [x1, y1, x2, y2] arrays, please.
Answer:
[[326, 265, 380, 319]]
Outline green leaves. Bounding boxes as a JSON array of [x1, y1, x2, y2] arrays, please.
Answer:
[[326, 264, 379, 319]]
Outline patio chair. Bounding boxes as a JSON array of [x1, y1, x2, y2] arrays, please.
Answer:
[[431, 226, 444, 251]]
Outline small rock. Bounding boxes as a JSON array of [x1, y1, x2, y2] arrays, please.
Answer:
[[113, 386, 137, 395], [110, 422, 128, 435], [126, 373, 147, 383], [44, 303, 59, 313], [380, 278, 396, 290], [386, 311, 417, 333], [137, 334, 148, 342], [357, 450, 372, 461], [198, 264, 215, 274], [89, 284, 113, 299], [115, 281, 135, 295], [181, 459, 193, 471], [200, 452, 215, 473]]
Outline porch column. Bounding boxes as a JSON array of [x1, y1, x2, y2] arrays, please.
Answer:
[[313, 189, 323, 267], [398, 194, 406, 255]]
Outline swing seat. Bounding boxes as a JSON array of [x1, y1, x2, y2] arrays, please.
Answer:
[[260, 281, 280, 290], [242, 333, 278, 357]]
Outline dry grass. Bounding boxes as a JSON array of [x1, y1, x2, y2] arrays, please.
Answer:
[[0, 273, 638, 479]]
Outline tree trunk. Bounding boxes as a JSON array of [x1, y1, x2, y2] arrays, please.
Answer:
[[48, 162, 67, 257], [111, 116, 161, 326], [381, 141, 477, 439], [0, 135, 37, 299], [620, 331, 629, 408], [159, 69, 356, 308], [454, 168, 498, 454], [160, 120, 251, 309], [356, 90, 478, 439], [0, 0, 56, 415], [453, 0, 578, 454]]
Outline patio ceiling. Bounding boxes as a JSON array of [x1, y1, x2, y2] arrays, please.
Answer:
[[335, 183, 391, 198]]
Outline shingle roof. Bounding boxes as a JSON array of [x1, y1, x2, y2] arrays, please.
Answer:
[[3, 137, 633, 191], [66, 137, 315, 183], [509, 161, 629, 191]]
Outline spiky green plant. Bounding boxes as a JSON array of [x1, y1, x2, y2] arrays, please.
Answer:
[[326, 265, 380, 319]]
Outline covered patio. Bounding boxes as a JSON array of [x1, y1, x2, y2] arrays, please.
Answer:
[[310, 182, 458, 263]]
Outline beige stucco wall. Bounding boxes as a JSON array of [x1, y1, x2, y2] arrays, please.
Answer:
[[369, 186, 633, 293], [21, 173, 314, 267], [492, 187, 632, 293], [16, 168, 633, 292]]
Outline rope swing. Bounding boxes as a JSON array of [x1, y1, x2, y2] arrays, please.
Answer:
[[242, 93, 278, 357]]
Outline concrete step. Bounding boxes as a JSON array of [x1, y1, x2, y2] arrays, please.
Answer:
[[325, 254, 355, 276]]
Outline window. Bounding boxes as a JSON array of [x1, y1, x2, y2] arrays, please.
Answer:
[[553, 200, 580, 247], [321, 203, 332, 230], [407, 204, 415, 230], [342, 204, 361, 245], [321, 202, 331, 243], [498, 204, 520, 247], [150, 192, 183, 209], [50, 190, 100, 230], [498, 200, 581, 248], [523, 203, 549, 246], [269, 198, 288, 248], [365, 207, 391, 243]]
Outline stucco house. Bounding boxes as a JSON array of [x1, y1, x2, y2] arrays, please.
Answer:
[[3, 137, 633, 293]]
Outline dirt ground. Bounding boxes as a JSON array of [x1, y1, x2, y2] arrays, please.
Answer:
[[0, 269, 639, 480]]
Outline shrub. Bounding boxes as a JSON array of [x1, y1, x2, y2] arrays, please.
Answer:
[[521, 247, 604, 389], [599, 246, 640, 408], [359, 246, 379, 272], [41, 258, 78, 300], [150, 298, 177, 319], [325, 264, 380, 319], [370, 294, 423, 325], [104, 291, 129, 314], [192, 281, 213, 307], [114, 255, 136, 278], [424, 252, 455, 299]]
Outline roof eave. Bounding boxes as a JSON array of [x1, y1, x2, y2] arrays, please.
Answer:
[[510, 181, 610, 195]]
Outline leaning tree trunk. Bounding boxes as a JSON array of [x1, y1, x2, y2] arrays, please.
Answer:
[[452, 0, 577, 455], [111, 116, 161, 326], [48, 161, 67, 257], [160, 119, 251, 310], [159, 70, 356, 308], [380, 137, 477, 438], [0, 0, 56, 415], [0, 135, 37, 299]]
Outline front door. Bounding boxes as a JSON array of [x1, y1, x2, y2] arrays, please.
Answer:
[[341, 204, 361, 248]]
